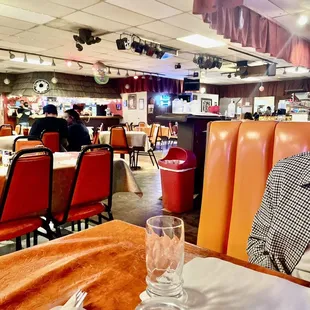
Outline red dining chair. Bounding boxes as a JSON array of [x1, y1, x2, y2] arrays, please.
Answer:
[[41, 130, 60, 153], [110, 125, 135, 167], [13, 136, 43, 152], [52, 144, 114, 235], [0, 148, 53, 250], [0, 124, 13, 136]]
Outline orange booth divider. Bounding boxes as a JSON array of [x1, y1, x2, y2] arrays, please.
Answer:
[[198, 121, 310, 261]]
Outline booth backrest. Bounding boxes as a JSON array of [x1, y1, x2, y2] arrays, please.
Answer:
[[198, 121, 310, 261]]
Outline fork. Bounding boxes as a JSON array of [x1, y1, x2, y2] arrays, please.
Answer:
[[74, 290, 87, 308]]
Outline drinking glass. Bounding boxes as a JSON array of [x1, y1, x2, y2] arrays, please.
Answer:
[[145, 216, 185, 299]]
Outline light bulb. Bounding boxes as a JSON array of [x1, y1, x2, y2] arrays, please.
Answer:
[[51, 77, 58, 84], [4, 78, 10, 85]]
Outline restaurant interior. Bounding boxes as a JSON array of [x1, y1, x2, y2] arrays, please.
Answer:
[[0, 0, 310, 309]]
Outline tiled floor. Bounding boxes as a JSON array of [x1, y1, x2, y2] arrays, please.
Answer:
[[0, 149, 201, 255]]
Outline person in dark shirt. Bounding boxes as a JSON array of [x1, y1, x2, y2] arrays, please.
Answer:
[[64, 109, 91, 152], [17, 102, 32, 126], [30, 104, 68, 148]]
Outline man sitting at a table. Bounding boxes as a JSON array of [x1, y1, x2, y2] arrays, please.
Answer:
[[64, 109, 91, 151], [247, 152, 310, 281], [30, 104, 68, 149]]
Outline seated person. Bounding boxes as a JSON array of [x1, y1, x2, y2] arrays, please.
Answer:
[[247, 152, 310, 280], [64, 109, 91, 151], [30, 104, 68, 149]]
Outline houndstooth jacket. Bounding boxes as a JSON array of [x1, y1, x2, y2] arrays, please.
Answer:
[[247, 152, 310, 275]]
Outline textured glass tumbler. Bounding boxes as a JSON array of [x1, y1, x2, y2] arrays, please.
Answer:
[[145, 216, 185, 298]]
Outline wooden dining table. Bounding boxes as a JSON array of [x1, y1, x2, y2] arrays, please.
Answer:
[[0, 220, 308, 309]]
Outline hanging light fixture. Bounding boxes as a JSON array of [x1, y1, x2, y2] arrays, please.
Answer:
[[259, 82, 264, 92], [157, 74, 161, 81], [141, 72, 146, 79], [66, 60, 72, 67], [108, 67, 112, 74], [126, 70, 129, 77], [134, 71, 138, 79], [283, 68, 287, 75], [149, 75, 153, 80], [51, 71, 58, 84], [9, 51, 15, 60], [78, 62, 83, 70], [3, 71, 10, 85], [23, 53, 28, 63], [39, 56, 44, 64], [52, 58, 56, 67], [117, 69, 121, 76]]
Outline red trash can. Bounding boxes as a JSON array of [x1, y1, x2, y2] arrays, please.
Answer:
[[159, 147, 196, 213]]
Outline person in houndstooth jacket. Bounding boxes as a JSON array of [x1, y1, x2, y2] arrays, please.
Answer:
[[247, 152, 310, 278]]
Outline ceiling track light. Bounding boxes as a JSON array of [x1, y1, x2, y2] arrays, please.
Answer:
[[149, 75, 153, 80], [141, 72, 146, 79], [108, 67, 112, 74], [9, 51, 15, 60], [23, 53, 28, 63], [78, 62, 83, 70], [39, 56, 44, 64], [283, 68, 287, 75], [66, 60, 72, 67], [157, 74, 161, 81], [295, 66, 299, 72], [134, 71, 138, 79], [52, 58, 56, 66], [126, 70, 129, 77], [117, 69, 121, 76]]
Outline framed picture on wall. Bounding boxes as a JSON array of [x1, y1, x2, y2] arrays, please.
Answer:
[[139, 99, 144, 110], [148, 104, 154, 114], [201, 98, 212, 112], [123, 100, 127, 107], [128, 94, 137, 110]]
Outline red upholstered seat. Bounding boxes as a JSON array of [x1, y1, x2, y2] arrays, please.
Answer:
[[54, 203, 105, 223], [41, 131, 60, 153], [0, 218, 43, 241], [52, 144, 114, 233]]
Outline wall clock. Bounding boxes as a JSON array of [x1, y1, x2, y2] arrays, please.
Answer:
[[33, 79, 50, 94]]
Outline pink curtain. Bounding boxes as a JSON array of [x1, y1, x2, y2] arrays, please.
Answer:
[[194, 4, 310, 68], [193, 0, 243, 13]]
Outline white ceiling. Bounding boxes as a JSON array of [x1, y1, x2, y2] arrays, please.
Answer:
[[0, 0, 306, 85]]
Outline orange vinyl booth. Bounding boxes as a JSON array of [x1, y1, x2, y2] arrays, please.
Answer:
[[198, 121, 310, 262]]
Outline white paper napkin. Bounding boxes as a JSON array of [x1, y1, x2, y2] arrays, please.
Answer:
[[141, 257, 310, 309]]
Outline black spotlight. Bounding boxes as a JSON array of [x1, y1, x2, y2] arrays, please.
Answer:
[[228, 73, 232, 78], [116, 35, 128, 50], [76, 43, 83, 52], [175, 63, 181, 69], [193, 72, 199, 78], [132, 39, 145, 54]]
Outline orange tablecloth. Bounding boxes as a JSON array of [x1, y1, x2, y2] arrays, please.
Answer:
[[0, 153, 142, 214], [0, 221, 308, 309]]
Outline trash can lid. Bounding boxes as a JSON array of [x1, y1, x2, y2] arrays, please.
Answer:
[[158, 147, 196, 170]]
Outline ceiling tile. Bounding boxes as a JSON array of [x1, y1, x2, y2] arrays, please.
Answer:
[[49, 0, 100, 10], [156, 0, 194, 12], [45, 19, 92, 34], [99, 33, 120, 42], [83, 2, 154, 27], [63, 11, 129, 32], [106, 0, 182, 19], [0, 26, 22, 35], [28, 25, 74, 40], [0, 3, 55, 24], [244, 0, 287, 18], [0, 40, 46, 52], [138, 21, 192, 39], [163, 13, 218, 37], [0, 0, 75, 18], [127, 27, 172, 42], [267, 0, 305, 14], [0, 16, 36, 30], [16, 31, 68, 46]]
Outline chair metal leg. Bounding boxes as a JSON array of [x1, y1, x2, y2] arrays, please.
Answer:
[[26, 233, 31, 248], [150, 150, 159, 169], [71, 221, 75, 231], [85, 219, 89, 229], [56, 227, 62, 237], [148, 150, 154, 166], [135, 151, 139, 167], [108, 212, 114, 221], [77, 220, 82, 231], [98, 214, 103, 224], [16, 237, 22, 251], [33, 230, 38, 245]]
